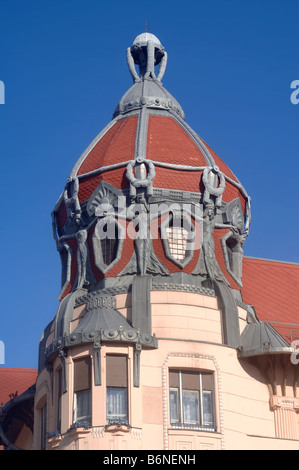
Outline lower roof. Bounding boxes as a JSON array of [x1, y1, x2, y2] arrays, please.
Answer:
[[0, 367, 37, 409], [241, 256, 299, 344]]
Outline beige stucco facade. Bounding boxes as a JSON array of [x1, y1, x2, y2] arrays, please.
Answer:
[[33, 291, 299, 450]]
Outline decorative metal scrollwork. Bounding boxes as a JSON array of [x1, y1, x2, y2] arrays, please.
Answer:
[[126, 159, 155, 190]]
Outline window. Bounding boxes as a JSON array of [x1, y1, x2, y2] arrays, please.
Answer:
[[40, 403, 47, 450], [166, 222, 189, 262], [169, 370, 215, 430], [101, 235, 118, 266], [93, 217, 125, 274], [73, 357, 91, 426], [106, 355, 128, 425], [57, 368, 62, 432], [160, 211, 196, 268]]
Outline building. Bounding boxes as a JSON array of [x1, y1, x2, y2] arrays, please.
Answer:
[[1, 32, 299, 451], [0, 368, 37, 450]]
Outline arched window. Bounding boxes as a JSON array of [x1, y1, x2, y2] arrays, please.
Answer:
[[100, 225, 119, 266], [165, 219, 189, 262], [161, 211, 196, 268], [93, 217, 125, 274]]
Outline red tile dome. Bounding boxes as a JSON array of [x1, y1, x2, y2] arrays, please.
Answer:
[[52, 33, 251, 300], [66, 113, 247, 211]]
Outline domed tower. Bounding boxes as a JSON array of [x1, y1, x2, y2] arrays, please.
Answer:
[[34, 33, 257, 451], [52, 31, 251, 299]]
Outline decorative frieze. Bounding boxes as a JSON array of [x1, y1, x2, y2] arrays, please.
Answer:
[[85, 296, 116, 312], [91, 425, 142, 440], [152, 281, 214, 296]]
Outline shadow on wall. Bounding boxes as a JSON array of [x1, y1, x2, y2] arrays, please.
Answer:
[[238, 353, 297, 403]]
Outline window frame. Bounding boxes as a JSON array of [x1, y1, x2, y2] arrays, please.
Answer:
[[169, 369, 216, 432]]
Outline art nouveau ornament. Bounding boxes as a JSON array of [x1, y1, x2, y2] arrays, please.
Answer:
[[127, 32, 167, 82], [63, 176, 81, 225], [192, 201, 229, 285], [202, 166, 225, 208]]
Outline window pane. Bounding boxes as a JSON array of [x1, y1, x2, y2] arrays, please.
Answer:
[[101, 235, 118, 266], [169, 388, 179, 424], [166, 224, 188, 261], [106, 355, 127, 387], [182, 390, 199, 425], [182, 371, 199, 391], [74, 357, 91, 392], [201, 372, 213, 391], [100, 220, 118, 266], [74, 389, 91, 423], [169, 370, 179, 388], [107, 387, 128, 424], [202, 391, 213, 427]]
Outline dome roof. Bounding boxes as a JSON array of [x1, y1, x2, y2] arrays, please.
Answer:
[[66, 32, 248, 209], [133, 32, 162, 47], [52, 33, 251, 302]]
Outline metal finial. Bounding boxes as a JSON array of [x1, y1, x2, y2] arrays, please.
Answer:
[[127, 32, 167, 82]]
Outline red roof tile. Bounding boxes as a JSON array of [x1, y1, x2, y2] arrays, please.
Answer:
[[241, 257, 299, 344], [222, 183, 246, 213], [200, 138, 239, 183], [77, 116, 138, 176], [147, 116, 207, 166], [74, 114, 247, 209], [78, 167, 130, 202], [153, 166, 204, 192], [0, 367, 37, 407]]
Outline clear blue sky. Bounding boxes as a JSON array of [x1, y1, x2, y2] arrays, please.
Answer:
[[0, 0, 298, 369]]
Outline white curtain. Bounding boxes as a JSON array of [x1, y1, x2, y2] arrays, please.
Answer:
[[107, 387, 127, 422], [75, 389, 91, 421]]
